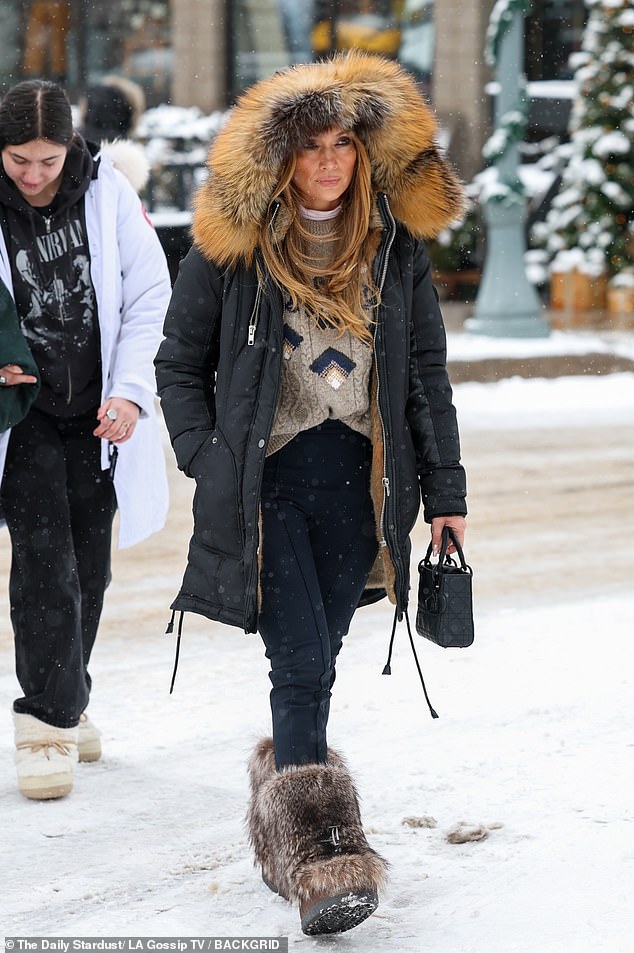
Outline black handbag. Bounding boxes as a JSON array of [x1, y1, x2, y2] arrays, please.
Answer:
[[416, 527, 474, 648]]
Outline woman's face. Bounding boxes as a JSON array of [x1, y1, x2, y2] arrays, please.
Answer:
[[292, 127, 357, 212], [1, 138, 68, 206]]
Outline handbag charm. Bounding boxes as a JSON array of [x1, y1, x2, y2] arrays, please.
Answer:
[[416, 526, 474, 648]]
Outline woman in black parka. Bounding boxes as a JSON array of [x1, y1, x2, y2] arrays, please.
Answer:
[[155, 51, 467, 937]]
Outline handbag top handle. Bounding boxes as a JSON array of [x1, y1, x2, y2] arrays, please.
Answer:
[[422, 526, 470, 573]]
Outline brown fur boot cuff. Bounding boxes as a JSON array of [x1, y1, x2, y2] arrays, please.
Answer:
[[246, 738, 388, 935]]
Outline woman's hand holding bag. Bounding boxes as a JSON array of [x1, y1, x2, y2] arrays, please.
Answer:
[[416, 526, 474, 648]]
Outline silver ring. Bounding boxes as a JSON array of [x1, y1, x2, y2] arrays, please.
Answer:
[[0, 375, 7, 386], [106, 408, 118, 420]]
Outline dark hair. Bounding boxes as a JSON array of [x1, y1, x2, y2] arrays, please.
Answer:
[[0, 80, 74, 150]]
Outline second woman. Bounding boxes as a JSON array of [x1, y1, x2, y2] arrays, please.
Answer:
[[0, 80, 171, 802]]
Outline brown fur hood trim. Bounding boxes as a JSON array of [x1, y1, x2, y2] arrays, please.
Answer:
[[193, 50, 465, 266]]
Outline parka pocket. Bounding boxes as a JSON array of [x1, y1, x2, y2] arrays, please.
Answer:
[[190, 429, 244, 558]]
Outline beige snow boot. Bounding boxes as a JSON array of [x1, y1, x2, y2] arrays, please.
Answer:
[[78, 711, 102, 763], [13, 712, 78, 800]]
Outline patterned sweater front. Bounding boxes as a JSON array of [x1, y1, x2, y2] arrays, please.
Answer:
[[267, 214, 373, 455]]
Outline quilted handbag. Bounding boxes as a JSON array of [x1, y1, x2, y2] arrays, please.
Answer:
[[416, 526, 474, 648]]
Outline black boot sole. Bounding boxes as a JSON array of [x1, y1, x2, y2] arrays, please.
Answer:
[[301, 889, 378, 935]]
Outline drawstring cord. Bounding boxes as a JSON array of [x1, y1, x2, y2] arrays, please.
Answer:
[[166, 605, 438, 714], [381, 608, 398, 676], [382, 606, 439, 719], [165, 610, 184, 694]]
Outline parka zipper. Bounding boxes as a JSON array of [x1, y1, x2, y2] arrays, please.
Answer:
[[372, 193, 405, 607], [373, 192, 397, 537], [248, 202, 280, 347], [243, 323, 283, 631], [375, 194, 397, 292], [247, 281, 262, 346], [243, 253, 284, 631]]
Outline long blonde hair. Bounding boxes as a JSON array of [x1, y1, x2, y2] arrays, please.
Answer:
[[259, 133, 380, 343]]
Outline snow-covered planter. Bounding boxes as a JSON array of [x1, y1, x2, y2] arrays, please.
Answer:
[[607, 268, 634, 317], [550, 248, 608, 312], [135, 105, 228, 212], [550, 270, 608, 313]]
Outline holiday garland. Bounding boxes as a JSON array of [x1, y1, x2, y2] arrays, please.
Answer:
[[481, 0, 533, 204], [482, 97, 528, 163], [485, 0, 533, 65]]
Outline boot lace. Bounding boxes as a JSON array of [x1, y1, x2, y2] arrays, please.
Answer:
[[16, 741, 75, 759]]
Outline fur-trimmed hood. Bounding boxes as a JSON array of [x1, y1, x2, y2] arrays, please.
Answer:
[[100, 139, 150, 194], [193, 50, 465, 266]]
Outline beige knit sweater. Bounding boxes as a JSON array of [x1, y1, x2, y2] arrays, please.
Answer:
[[267, 216, 373, 455]]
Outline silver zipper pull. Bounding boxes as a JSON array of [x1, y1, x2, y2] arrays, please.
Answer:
[[382, 476, 391, 496], [248, 281, 263, 346]]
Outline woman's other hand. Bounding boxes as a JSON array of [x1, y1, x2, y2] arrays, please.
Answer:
[[94, 397, 140, 443], [431, 515, 466, 556], [0, 363, 38, 386]]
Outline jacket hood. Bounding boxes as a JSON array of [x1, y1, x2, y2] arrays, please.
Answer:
[[99, 139, 150, 194], [193, 50, 466, 266]]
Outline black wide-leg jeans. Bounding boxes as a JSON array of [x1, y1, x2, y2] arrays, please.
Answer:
[[258, 421, 378, 769], [0, 407, 117, 728]]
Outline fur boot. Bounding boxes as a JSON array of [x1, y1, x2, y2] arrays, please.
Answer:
[[247, 738, 388, 935]]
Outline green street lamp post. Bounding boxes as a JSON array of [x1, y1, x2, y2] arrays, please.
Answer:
[[467, 0, 550, 337]]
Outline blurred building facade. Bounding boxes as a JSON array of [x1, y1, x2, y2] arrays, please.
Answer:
[[0, 0, 586, 181]]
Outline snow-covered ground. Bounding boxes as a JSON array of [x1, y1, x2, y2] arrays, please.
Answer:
[[1, 339, 633, 950], [447, 327, 634, 365]]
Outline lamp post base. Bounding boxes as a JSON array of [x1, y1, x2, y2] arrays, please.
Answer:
[[468, 198, 551, 339], [465, 312, 550, 338]]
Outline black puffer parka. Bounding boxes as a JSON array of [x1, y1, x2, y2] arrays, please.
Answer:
[[154, 52, 467, 634]]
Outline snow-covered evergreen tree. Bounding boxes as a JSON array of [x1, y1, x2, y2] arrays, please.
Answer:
[[533, 0, 634, 277]]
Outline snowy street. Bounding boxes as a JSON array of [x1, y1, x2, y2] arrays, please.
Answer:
[[1, 351, 633, 951]]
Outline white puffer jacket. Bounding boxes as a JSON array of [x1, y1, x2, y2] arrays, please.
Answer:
[[0, 150, 171, 548]]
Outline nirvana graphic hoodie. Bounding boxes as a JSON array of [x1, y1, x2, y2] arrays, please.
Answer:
[[0, 137, 101, 416]]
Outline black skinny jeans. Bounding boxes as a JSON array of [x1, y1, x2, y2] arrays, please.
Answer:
[[0, 407, 117, 728], [258, 420, 378, 769]]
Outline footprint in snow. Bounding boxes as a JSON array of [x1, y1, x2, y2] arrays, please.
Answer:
[[445, 821, 504, 844]]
